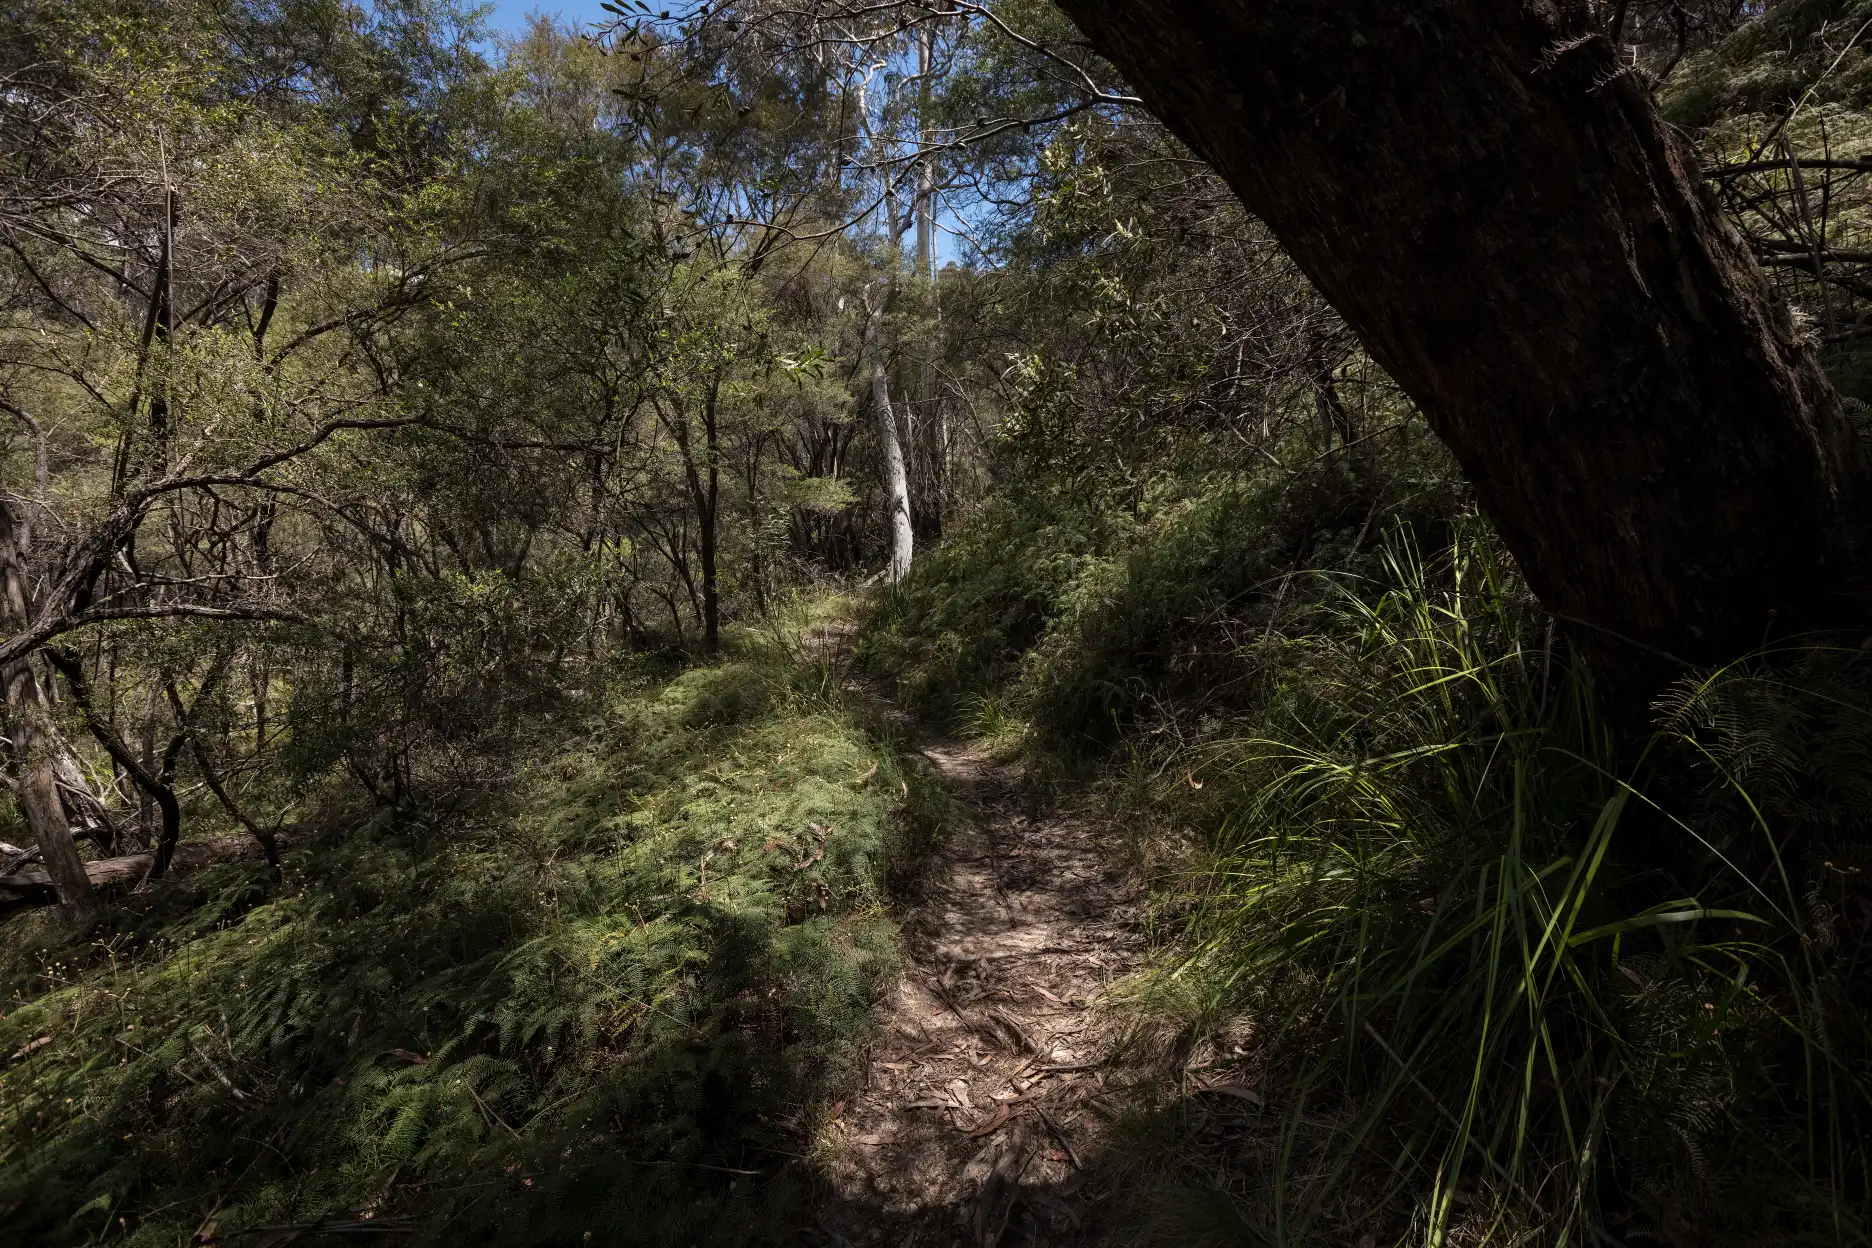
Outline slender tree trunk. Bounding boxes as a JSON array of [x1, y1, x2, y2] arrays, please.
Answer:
[[252, 661, 269, 754], [137, 683, 157, 848], [0, 505, 100, 922], [660, 384, 722, 652], [863, 280, 914, 583], [915, 24, 936, 285], [915, 22, 946, 538], [1310, 340, 1355, 451], [1057, 0, 1872, 713], [700, 381, 721, 650], [46, 648, 185, 873], [158, 678, 278, 870]]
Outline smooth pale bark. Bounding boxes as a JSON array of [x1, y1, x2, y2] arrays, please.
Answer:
[[914, 23, 947, 538], [0, 504, 100, 922], [915, 24, 937, 284], [1056, 0, 1872, 712], [863, 280, 914, 583]]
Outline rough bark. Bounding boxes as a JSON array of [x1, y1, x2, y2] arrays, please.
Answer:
[[0, 503, 100, 922], [1055, 0, 1872, 712], [863, 280, 915, 583], [4, 678, 101, 923]]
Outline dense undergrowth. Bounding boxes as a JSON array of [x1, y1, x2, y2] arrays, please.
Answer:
[[863, 444, 1872, 1245], [861, 424, 1465, 749], [0, 616, 946, 1247]]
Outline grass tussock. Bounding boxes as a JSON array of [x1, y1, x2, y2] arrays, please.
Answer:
[[0, 625, 939, 1247], [867, 473, 1872, 1244]]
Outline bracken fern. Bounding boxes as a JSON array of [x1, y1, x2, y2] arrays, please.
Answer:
[[0, 636, 918, 1247]]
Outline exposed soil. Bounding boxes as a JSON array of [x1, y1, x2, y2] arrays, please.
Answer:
[[812, 740, 1148, 1246]]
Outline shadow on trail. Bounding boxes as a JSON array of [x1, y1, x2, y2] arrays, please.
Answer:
[[800, 742, 1172, 1247]]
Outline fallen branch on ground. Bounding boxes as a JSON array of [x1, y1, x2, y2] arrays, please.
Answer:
[[0, 832, 286, 918]]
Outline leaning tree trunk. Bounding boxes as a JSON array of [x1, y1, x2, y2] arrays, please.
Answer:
[[0, 504, 101, 922], [1056, 0, 1872, 714], [863, 280, 915, 584]]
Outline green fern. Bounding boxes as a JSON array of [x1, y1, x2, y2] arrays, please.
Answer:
[[0, 638, 910, 1247]]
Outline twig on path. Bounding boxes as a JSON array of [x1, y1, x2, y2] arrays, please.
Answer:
[[237, 1220, 417, 1244], [988, 1006, 1038, 1054], [622, 1158, 763, 1176], [926, 974, 969, 1019], [1029, 1104, 1080, 1169], [965, 1103, 1014, 1137], [927, 975, 1020, 1053]]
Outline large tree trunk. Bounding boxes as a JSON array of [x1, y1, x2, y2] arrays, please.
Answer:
[[862, 280, 915, 583], [1056, 0, 1872, 713], [4, 671, 102, 923]]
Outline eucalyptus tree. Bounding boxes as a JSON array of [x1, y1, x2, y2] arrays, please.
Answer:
[[674, 0, 1872, 719], [608, 3, 1010, 583], [1053, 0, 1872, 716]]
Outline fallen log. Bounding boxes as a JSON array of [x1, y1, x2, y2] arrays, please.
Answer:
[[0, 832, 277, 918]]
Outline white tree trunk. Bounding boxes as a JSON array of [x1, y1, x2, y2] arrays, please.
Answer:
[[862, 281, 913, 583], [915, 24, 936, 284], [913, 25, 945, 530]]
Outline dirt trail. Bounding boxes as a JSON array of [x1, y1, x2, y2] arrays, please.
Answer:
[[814, 741, 1147, 1246]]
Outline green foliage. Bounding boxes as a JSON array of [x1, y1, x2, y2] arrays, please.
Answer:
[[859, 493, 1110, 722], [943, 112, 1366, 504], [1126, 528, 1872, 1243], [1126, 526, 1627, 1239], [868, 458, 1872, 1240], [0, 640, 916, 1246], [865, 425, 1461, 741], [1664, 0, 1872, 128], [1018, 453, 1461, 747], [14, 2, 1872, 1243]]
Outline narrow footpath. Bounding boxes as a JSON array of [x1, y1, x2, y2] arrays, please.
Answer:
[[813, 740, 1147, 1246]]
